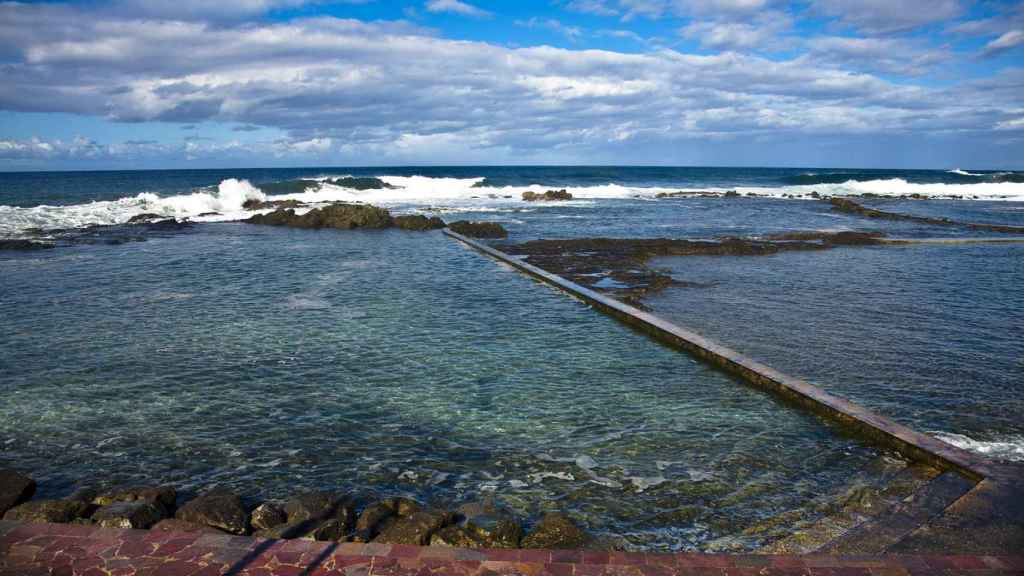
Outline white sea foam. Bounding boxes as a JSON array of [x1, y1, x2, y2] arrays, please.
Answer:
[[934, 432, 1024, 462], [948, 169, 984, 176], [4, 174, 1024, 237]]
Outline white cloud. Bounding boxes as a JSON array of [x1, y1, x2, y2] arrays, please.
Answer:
[[425, 0, 491, 18], [982, 30, 1024, 57], [813, 0, 962, 34], [805, 36, 951, 76], [564, 0, 619, 17], [680, 12, 792, 52], [0, 2, 1019, 165], [516, 18, 584, 41]]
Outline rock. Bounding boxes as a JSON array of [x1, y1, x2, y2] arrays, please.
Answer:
[[250, 502, 287, 531], [247, 204, 393, 230], [382, 497, 421, 518], [68, 487, 98, 504], [373, 509, 452, 545], [3, 499, 91, 523], [522, 189, 573, 202], [127, 213, 166, 224], [352, 502, 398, 543], [447, 221, 508, 239], [93, 486, 176, 510], [393, 215, 446, 231], [809, 191, 821, 199], [430, 525, 483, 548], [242, 199, 304, 210], [254, 518, 346, 541], [455, 501, 522, 548], [825, 231, 884, 246], [0, 239, 54, 251], [175, 488, 249, 535], [92, 501, 166, 529], [151, 518, 223, 533], [0, 469, 36, 517], [325, 177, 397, 190], [283, 491, 355, 529], [521, 513, 590, 549], [724, 190, 740, 197]]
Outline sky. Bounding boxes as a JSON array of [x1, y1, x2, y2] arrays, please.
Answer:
[[0, 0, 1022, 170]]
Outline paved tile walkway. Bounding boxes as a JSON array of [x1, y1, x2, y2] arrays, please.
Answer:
[[1, 521, 1021, 576]]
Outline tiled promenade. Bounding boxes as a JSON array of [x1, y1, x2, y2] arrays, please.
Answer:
[[1, 521, 1022, 576]]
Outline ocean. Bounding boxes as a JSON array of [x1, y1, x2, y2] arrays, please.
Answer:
[[1, 166, 1022, 551]]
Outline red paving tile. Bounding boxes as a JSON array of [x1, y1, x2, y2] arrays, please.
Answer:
[[1, 521, 1023, 576]]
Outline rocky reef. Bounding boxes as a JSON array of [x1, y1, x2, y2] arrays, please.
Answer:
[[246, 203, 444, 232], [499, 232, 885, 307], [0, 239, 55, 251], [522, 189, 573, 202], [447, 220, 508, 238], [829, 197, 1024, 234], [0, 469, 593, 550]]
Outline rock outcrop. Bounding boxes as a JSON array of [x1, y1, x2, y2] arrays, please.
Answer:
[[447, 221, 508, 239], [521, 512, 590, 549], [0, 470, 37, 517], [393, 215, 446, 231], [522, 189, 573, 202], [0, 240, 54, 251], [175, 488, 249, 535], [3, 499, 91, 524], [247, 204, 393, 230]]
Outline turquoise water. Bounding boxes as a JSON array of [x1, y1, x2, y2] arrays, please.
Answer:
[[2, 166, 1022, 550]]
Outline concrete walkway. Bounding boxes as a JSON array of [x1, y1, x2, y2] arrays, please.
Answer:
[[2, 521, 1022, 576]]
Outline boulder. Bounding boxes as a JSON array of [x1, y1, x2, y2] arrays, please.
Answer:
[[283, 491, 355, 528], [447, 221, 508, 239], [247, 204, 393, 230], [151, 518, 223, 533], [92, 501, 166, 529], [3, 499, 91, 524], [0, 240, 54, 251], [522, 189, 573, 202], [352, 502, 398, 543], [393, 215, 446, 231], [127, 213, 166, 224], [250, 502, 287, 531], [93, 486, 176, 510], [0, 469, 36, 517], [521, 513, 590, 549], [175, 488, 249, 535], [430, 525, 483, 548], [373, 509, 452, 545], [455, 501, 522, 548]]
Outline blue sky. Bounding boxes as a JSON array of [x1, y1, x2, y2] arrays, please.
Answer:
[[0, 0, 1022, 170]]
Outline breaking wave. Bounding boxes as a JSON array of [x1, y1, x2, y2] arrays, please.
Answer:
[[934, 432, 1024, 462], [3, 173, 1024, 238]]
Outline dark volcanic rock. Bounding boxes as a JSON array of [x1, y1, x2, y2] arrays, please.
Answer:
[[175, 488, 249, 535], [93, 485, 176, 510], [247, 204, 393, 230], [92, 501, 166, 529], [521, 512, 590, 549], [0, 239, 54, 251], [243, 199, 304, 210], [151, 518, 223, 533], [373, 509, 452, 545], [250, 502, 287, 531], [522, 189, 573, 202], [448, 501, 523, 548], [0, 469, 36, 516], [393, 214, 446, 231], [447, 220, 508, 239], [325, 177, 397, 190], [283, 491, 355, 528], [3, 499, 91, 523], [127, 213, 167, 224]]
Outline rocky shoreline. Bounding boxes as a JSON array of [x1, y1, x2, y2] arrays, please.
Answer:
[[0, 469, 592, 550]]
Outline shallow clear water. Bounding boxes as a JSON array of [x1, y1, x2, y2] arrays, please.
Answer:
[[1, 166, 1022, 549]]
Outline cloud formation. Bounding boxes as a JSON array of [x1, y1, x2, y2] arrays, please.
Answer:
[[424, 0, 490, 18], [0, 1, 1021, 167]]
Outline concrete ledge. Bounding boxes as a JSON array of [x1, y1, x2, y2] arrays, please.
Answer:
[[444, 230, 994, 481]]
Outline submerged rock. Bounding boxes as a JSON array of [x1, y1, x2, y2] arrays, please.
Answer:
[[93, 485, 177, 510], [250, 502, 287, 531], [92, 501, 166, 529], [521, 513, 590, 549], [175, 488, 249, 535], [0, 469, 36, 517], [522, 189, 573, 202], [3, 499, 91, 524], [247, 204, 393, 230], [0, 239, 54, 251], [393, 215, 446, 231], [447, 220, 508, 239]]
